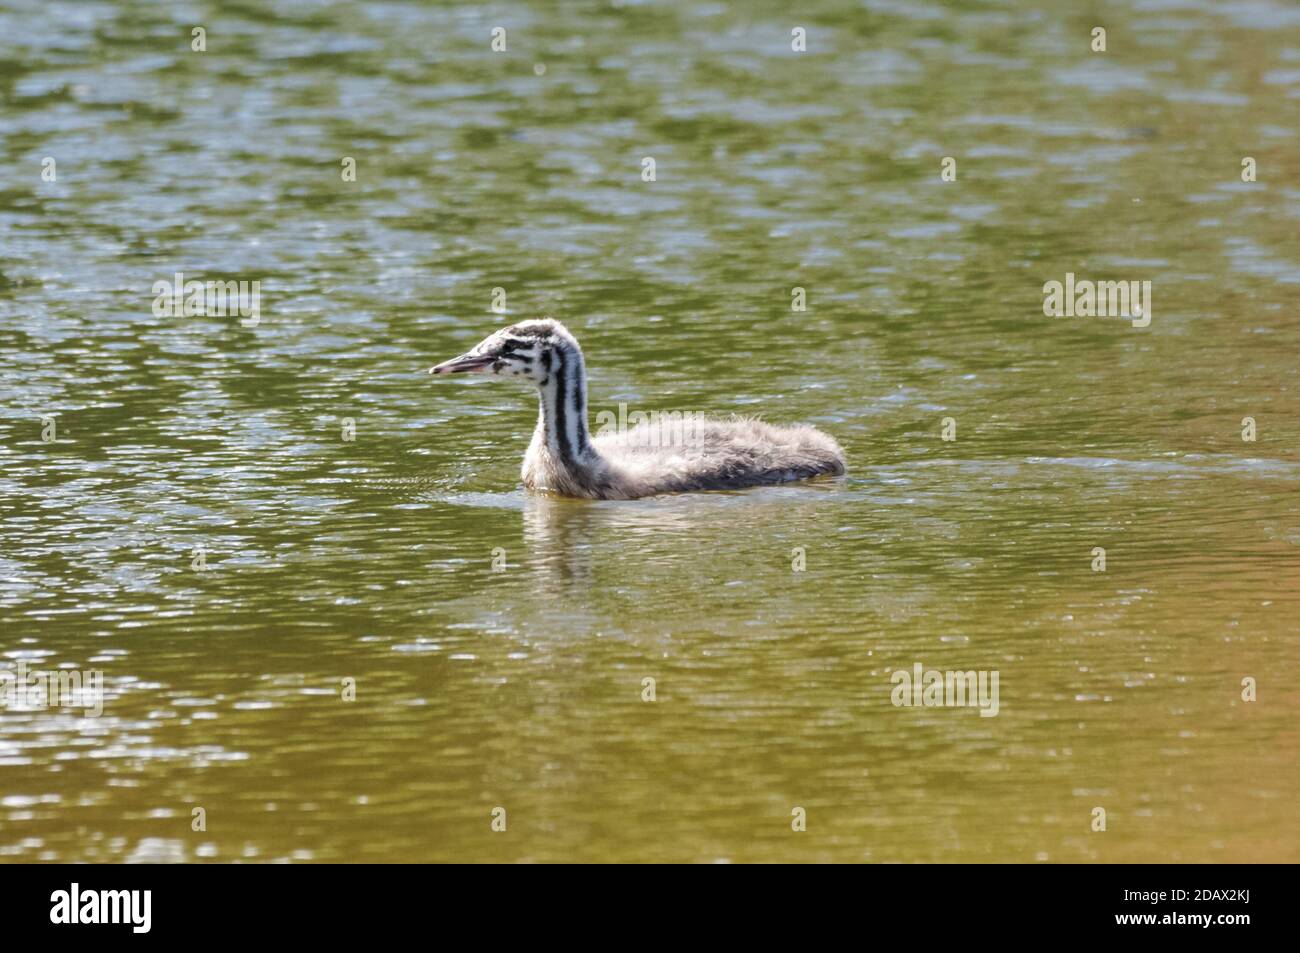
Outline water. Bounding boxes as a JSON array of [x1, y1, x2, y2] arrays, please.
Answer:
[[1, 0, 1298, 862]]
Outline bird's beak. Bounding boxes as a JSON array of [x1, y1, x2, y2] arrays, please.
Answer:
[[429, 350, 497, 375]]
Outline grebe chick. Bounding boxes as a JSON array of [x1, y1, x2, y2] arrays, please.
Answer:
[[430, 319, 846, 500]]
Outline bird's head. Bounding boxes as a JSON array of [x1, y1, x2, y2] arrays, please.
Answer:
[[429, 318, 580, 385]]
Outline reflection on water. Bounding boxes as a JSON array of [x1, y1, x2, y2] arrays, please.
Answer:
[[1, 0, 1298, 862]]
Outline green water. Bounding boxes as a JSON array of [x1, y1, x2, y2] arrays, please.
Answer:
[[1, 0, 1298, 862]]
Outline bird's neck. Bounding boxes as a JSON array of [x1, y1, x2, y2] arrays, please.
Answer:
[[531, 342, 595, 473]]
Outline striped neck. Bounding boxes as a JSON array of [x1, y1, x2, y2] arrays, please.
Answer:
[[535, 339, 592, 470]]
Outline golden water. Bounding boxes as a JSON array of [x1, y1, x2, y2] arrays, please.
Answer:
[[1, 0, 1297, 862]]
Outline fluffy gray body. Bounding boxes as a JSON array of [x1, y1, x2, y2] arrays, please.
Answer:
[[431, 319, 846, 500]]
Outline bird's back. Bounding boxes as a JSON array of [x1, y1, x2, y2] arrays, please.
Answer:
[[591, 415, 845, 496]]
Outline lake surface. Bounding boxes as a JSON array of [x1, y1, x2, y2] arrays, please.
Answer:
[[1, 0, 1298, 862]]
